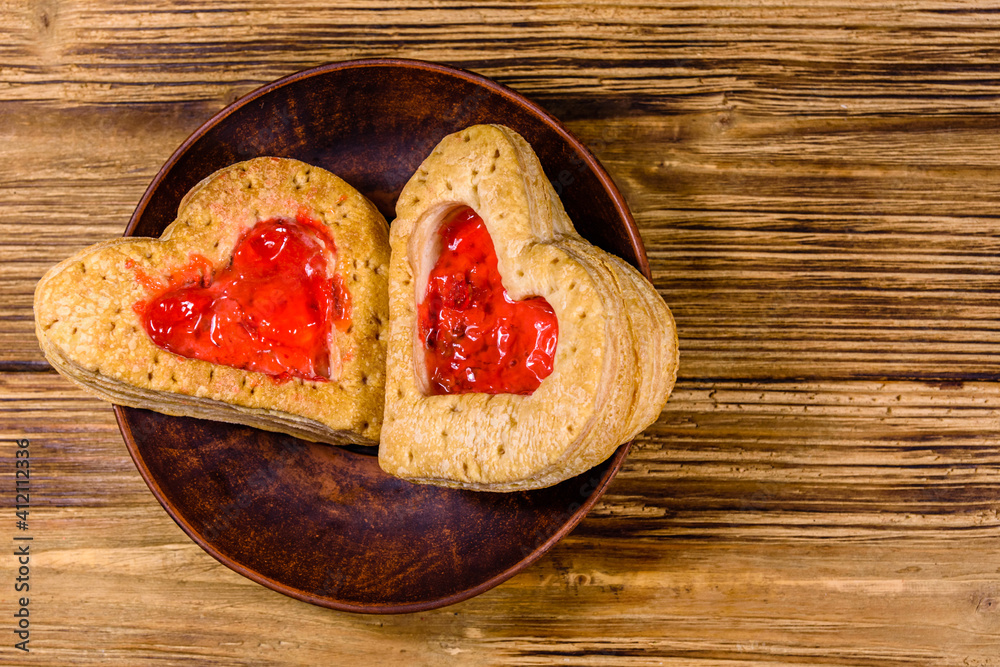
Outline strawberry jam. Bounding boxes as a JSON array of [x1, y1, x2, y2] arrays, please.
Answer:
[[418, 207, 558, 395], [138, 214, 348, 382]]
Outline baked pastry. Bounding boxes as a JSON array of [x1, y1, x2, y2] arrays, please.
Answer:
[[34, 157, 389, 445], [380, 125, 678, 491]]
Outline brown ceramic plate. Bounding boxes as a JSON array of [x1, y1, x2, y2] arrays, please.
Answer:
[[115, 59, 648, 613]]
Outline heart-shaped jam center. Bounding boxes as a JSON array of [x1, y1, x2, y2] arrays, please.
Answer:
[[418, 207, 558, 395], [137, 214, 349, 382]]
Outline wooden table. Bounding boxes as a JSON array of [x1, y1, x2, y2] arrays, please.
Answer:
[[3, 2, 1000, 664]]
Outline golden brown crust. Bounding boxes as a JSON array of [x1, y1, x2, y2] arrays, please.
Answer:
[[379, 125, 679, 490], [34, 157, 390, 445]]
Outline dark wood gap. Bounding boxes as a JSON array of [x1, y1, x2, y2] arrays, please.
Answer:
[[0, 360, 55, 373]]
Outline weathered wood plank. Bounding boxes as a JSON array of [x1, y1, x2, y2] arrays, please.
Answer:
[[5, 1, 1000, 116]]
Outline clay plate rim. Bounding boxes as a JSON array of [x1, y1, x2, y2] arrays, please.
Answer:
[[114, 58, 646, 613]]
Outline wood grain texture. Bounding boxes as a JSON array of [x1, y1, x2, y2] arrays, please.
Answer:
[[3, 0, 1000, 664]]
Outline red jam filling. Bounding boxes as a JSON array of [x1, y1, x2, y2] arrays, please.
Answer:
[[137, 213, 349, 382], [418, 207, 558, 395]]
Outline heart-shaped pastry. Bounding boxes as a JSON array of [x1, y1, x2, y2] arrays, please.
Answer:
[[379, 125, 678, 490], [34, 157, 389, 445]]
